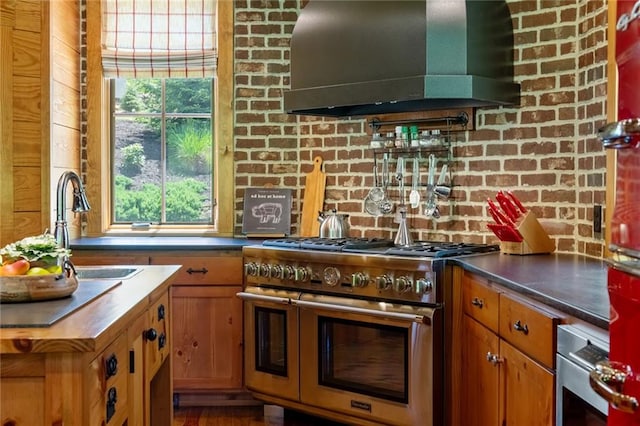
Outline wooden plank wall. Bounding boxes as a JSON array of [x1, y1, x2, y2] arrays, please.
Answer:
[[0, 0, 80, 247]]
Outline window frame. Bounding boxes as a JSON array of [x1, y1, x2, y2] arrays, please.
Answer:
[[85, 1, 234, 237]]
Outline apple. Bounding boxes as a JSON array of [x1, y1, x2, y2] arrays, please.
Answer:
[[1, 259, 30, 276]]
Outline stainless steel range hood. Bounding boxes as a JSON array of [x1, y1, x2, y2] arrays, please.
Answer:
[[284, 0, 520, 117]]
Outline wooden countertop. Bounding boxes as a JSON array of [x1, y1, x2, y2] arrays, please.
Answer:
[[0, 265, 180, 355], [454, 252, 609, 330]]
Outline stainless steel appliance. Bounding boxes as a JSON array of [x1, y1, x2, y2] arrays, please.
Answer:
[[556, 323, 609, 426], [238, 238, 498, 426]]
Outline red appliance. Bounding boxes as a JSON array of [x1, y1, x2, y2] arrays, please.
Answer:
[[591, 1, 640, 424]]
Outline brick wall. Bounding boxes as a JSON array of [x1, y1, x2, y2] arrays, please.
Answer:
[[233, 0, 609, 257]]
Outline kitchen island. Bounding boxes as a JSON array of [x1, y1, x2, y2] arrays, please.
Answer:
[[0, 264, 180, 425]]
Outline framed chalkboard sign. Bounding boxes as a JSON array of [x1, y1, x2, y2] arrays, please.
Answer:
[[242, 187, 292, 236]]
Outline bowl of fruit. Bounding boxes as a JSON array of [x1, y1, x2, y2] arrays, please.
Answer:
[[0, 233, 78, 303]]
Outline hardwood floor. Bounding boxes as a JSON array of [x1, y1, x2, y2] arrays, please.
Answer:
[[173, 405, 348, 426]]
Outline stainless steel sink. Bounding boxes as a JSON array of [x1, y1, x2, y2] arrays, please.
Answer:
[[74, 267, 140, 280]]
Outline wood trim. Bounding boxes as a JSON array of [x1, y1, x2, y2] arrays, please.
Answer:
[[0, 2, 15, 246], [215, 0, 235, 236], [41, 0, 51, 234], [605, 0, 618, 258], [85, 1, 235, 237], [85, 0, 107, 237]]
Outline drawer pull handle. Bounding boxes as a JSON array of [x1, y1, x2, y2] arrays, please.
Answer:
[[513, 320, 529, 335], [186, 267, 209, 275], [486, 352, 503, 365], [158, 332, 167, 350], [144, 328, 158, 341], [105, 353, 118, 379], [158, 304, 165, 320], [471, 297, 484, 308], [106, 387, 117, 423]]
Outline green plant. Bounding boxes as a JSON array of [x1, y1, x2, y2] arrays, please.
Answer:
[[166, 179, 208, 222], [168, 123, 212, 175], [114, 177, 208, 223], [121, 143, 146, 175]]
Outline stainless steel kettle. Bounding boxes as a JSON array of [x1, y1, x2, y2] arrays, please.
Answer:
[[317, 209, 350, 239]]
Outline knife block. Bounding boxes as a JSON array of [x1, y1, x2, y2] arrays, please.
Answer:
[[499, 211, 556, 255]]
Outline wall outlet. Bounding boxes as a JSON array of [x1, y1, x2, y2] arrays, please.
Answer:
[[594, 204, 602, 239]]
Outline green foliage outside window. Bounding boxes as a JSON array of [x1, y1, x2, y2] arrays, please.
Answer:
[[121, 143, 146, 175], [168, 122, 212, 175], [115, 176, 208, 223]]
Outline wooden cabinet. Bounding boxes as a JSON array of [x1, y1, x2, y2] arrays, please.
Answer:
[[0, 271, 175, 425], [459, 271, 559, 426], [72, 248, 247, 406], [149, 251, 245, 405]]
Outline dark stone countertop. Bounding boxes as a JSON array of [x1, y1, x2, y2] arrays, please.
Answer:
[[70, 238, 609, 330], [70, 236, 262, 251], [453, 252, 609, 330]]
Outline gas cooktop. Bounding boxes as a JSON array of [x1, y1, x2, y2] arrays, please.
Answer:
[[262, 237, 499, 258]]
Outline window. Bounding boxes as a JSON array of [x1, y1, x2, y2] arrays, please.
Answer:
[[111, 78, 214, 225], [85, 1, 234, 236]]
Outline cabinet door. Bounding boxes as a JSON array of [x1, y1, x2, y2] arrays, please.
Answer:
[[461, 314, 501, 426], [171, 285, 243, 391], [501, 340, 554, 426]]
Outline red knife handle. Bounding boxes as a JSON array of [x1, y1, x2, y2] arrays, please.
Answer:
[[487, 198, 513, 226], [487, 206, 502, 224], [507, 190, 527, 214], [496, 191, 519, 221]]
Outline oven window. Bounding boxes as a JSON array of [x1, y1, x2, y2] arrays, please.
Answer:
[[318, 317, 408, 403], [560, 388, 607, 426], [255, 307, 288, 377]]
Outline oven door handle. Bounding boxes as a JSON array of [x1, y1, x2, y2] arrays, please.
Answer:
[[292, 299, 431, 325], [236, 292, 292, 305], [589, 360, 639, 414]]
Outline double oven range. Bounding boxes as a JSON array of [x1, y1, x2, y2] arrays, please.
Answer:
[[238, 238, 498, 426]]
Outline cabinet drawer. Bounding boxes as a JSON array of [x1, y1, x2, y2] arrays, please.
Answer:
[[499, 293, 558, 369], [89, 332, 129, 425], [145, 291, 170, 377], [150, 255, 242, 285], [462, 272, 500, 333]]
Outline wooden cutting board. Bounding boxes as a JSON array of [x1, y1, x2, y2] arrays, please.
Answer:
[[300, 156, 326, 237]]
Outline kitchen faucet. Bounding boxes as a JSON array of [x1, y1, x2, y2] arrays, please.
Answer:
[[54, 171, 91, 249]]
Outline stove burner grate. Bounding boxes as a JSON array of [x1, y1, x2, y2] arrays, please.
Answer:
[[262, 238, 498, 258], [263, 237, 394, 252], [385, 242, 500, 258]]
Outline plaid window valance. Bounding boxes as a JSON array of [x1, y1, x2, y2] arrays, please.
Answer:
[[101, 0, 217, 78]]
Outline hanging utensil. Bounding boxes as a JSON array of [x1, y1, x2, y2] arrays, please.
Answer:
[[409, 158, 421, 208], [396, 156, 406, 206], [379, 153, 394, 214], [424, 155, 438, 217]]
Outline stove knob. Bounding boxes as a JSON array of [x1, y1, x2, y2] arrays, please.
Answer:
[[323, 267, 340, 287], [394, 276, 413, 294], [352, 272, 369, 288], [259, 263, 271, 278], [270, 264, 283, 279], [295, 267, 310, 283], [244, 262, 259, 277], [375, 275, 393, 290], [283, 265, 295, 280], [416, 278, 433, 294]]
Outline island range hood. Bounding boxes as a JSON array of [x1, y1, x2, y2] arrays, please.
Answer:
[[284, 0, 521, 117]]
